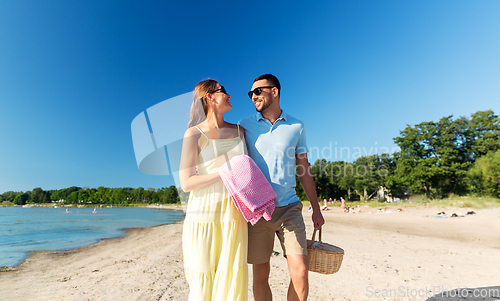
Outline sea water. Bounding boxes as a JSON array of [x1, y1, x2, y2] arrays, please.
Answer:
[[0, 206, 185, 267]]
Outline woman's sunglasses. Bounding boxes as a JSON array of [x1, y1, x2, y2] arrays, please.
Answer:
[[247, 86, 275, 99], [212, 86, 227, 94]]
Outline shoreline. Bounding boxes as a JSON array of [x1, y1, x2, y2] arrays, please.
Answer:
[[0, 207, 186, 271], [1, 205, 499, 300], [0, 225, 172, 273], [1, 203, 186, 209]]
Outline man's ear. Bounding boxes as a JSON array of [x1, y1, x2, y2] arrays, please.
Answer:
[[272, 87, 279, 98]]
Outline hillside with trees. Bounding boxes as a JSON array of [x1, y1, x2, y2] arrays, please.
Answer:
[[0, 186, 180, 206], [298, 110, 500, 201]]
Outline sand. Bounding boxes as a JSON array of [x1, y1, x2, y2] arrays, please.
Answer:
[[1, 205, 499, 301]]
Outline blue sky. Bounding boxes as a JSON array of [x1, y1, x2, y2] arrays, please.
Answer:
[[1, 0, 500, 194]]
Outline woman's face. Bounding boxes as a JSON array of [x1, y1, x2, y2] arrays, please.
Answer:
[[210, 84, 232, 113]]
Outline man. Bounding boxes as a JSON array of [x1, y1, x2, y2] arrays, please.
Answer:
[[239, 74, 325, 301]]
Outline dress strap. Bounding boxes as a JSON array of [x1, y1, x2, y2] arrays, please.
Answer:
[[237, 124, 241, 139], [208, 127, 218, 157], [194, 126, 210, 150]]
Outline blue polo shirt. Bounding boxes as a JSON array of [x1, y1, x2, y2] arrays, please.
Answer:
[[239, 111, 308, 207]]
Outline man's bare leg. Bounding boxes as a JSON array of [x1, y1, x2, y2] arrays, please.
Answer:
[[286, 254, 309, 301], [253, 262, 272, 301]]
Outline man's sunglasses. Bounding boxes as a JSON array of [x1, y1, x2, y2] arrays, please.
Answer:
[[247, 86, 275, 99], [212, 86, 227, 94]]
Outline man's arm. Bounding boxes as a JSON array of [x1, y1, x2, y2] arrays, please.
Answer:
[[296, 153, 325, 230]]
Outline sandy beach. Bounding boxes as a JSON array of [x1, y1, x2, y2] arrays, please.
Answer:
[[1, 205, 499, 301]]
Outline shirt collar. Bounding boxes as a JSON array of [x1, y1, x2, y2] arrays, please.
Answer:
[[256, 111, 288, 122]]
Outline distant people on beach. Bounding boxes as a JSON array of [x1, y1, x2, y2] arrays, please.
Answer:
[[451, 211, 475, 217], [321, 199, 328, 210], [338, 198, 363, 213], [376, 208, 392, 213], [343, 205, 361, 213]]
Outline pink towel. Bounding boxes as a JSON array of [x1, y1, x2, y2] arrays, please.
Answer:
[[219, 155, 276, 225]]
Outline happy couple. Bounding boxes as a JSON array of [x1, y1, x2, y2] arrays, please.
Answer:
[[179, 74, 325, 301]]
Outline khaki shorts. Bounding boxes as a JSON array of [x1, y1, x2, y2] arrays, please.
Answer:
[[247, 201, 307, 264]]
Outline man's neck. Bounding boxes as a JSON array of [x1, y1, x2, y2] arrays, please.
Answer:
[[261, 108, 282, 125]]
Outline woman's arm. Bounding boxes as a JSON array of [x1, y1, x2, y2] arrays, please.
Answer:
[[179, 127, 221, 192]]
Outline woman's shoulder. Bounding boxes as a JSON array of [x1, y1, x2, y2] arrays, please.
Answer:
[[225, 122, 244, 130], [223, 122, 237, 128], [184, 126, 203, 138], [226, 123, 245, 136]]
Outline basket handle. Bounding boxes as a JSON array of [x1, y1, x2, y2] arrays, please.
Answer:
[[307, 227, 322, 249]]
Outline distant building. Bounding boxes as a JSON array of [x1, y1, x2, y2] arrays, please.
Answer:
[[377, 186, 389, 201]]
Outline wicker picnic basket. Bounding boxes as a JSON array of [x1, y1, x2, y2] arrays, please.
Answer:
[[307, 227, 344, 274]]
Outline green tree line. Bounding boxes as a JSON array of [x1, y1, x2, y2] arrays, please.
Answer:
[[0, 186, 180, 206], [296, 110, 500, 201], [2, 110, 498, 205]]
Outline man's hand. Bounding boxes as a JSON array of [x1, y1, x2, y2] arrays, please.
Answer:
[[296, 153, 326, 230], [312, 209, 325, 230]]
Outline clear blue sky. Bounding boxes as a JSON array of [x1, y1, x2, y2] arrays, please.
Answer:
[[1, 0, 500, 194]]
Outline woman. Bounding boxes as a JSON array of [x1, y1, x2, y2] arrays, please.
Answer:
[[179, 79, 248, 301]]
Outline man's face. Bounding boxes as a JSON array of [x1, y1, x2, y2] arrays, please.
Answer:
[[250, 79, 275, 113]]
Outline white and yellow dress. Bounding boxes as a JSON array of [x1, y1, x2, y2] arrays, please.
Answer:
[[182, 126, 248, 301]]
